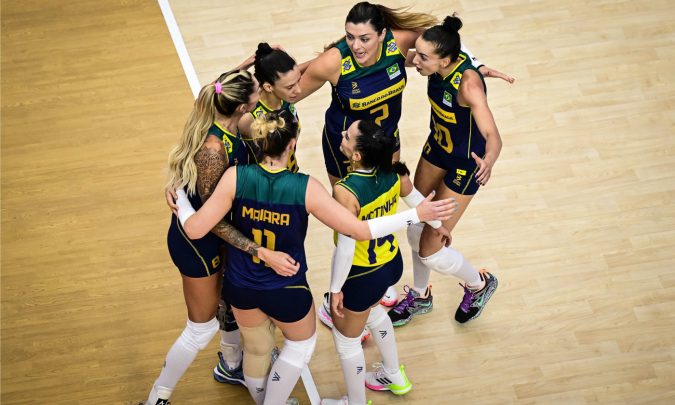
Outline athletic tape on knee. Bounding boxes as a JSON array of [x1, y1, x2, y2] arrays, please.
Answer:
[[332, 328, 362, 360], [366, 305, 388, 330], [180, 318, 219, 352], [240, 319, 275, 378], [279, 333, 317, 369], [420, 246, 464, 276], [406, 223, 424, 252]]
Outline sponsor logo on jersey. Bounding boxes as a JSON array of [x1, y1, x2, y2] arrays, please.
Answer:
[[386, 63, 401, 80], [451, 72, 462, 90], [351, 81, 361, 95], [443, 90, 452, 107], [341, 56, 356, 75], [428, 97, 457, 123], [385, 39, 399, 56], [349, 79, 405, 110]]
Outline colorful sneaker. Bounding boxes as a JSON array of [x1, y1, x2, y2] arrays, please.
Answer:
[[321, 396, 371, 405], [365, 363, 412, 395], [138, 401, 171, 405], [213, 351, 245, 385], [387, 286, 433, 327], [455, 270, 498, 324], [379, 285, 398, 307], [318, 292, 371, 342]]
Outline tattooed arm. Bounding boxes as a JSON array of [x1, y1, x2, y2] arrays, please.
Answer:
[[195, 139, 300, 276]]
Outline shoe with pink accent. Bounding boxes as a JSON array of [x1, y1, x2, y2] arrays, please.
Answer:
[[365, 363, 412, 395], [379, 285, 398, 307], [317, 293, 371, 342]]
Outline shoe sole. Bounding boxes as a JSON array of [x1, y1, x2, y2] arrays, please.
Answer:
[[213, 368, 246, 386], [365, 382, 412, 395], [317, 305, 334, 328], [379, 298, 398, 307], [391, 303, 433, 327]]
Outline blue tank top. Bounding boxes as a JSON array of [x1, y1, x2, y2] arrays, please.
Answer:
[[325, 29, 407, 140], [426, 51, 487, 159], [227, 164, 310, 289]]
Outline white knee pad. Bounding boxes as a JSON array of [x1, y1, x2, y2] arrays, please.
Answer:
[[406, 223, 424, 252], [366, 305, 388, 330], [240, 319, 276, 378], [179, 318, 219, 352], [332, 328, 362, 360], [279, 333, 317, 369], [420, 246, 465, 276]]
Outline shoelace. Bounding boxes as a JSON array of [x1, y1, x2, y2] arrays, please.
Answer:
[[459, 283, 476, 312], [392, 288, 416, 314]]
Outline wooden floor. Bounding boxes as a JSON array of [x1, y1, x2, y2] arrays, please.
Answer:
[[2, 0, 675, 403]]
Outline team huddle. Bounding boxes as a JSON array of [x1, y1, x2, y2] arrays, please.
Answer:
[[143, 2, 513, 404]]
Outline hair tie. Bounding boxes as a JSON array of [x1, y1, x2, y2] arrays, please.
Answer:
[[214, 82, 222, 94]]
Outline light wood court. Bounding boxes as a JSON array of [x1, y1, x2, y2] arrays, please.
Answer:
[[2, 0, 674, 404]]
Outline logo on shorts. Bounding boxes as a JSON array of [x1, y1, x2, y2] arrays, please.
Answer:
[[443, 90, 452, 107], [453, 168, 466, 187], [387, 64, 401, 80]]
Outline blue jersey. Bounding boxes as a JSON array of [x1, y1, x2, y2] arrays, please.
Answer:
[[326, 29, 406, 142], [426, 51, 486, 160], [227, 164, 310, 289], [208, 122, 253, 167]]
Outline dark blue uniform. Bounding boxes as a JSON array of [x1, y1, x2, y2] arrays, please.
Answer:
[[247, 100, 301, 172], [323, 30, 407, 178], [421, 51, 486, 195], [222, 164, 313, 322], [166, 123, 251, 278]]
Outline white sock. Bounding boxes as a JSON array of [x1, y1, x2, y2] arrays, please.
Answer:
[[421, 246, 483, 287], [245, 375, 267, 405], [366, 308, 399, 376], [220, 329, 242, 368], [147, 318, 218, 403], [412, 251, 430, 296], [332, 328, 366, 405]]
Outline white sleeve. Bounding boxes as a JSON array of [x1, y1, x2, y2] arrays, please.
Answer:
[[400, 188, 442, 229], [366, 208, 419, 239], [460, 41, 484, 68], [176, 189, 196, 226], [329, 233, 356, 293]]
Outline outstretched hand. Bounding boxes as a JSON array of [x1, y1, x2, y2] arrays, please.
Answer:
[[479, 66, 515, 84], [471, 152, 494, 186], [416, 191, 459, 223], [258, 248, 300, 277]]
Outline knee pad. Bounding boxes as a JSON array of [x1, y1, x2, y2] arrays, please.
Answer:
[[366, 305, 388, 330], [180, 318, 219, 352], [406, 223, 424, 252], [279, 333, 317, 369], [332, 328, 362, 360], [240, 319, 276, 378], [420, 246, 464, 276]]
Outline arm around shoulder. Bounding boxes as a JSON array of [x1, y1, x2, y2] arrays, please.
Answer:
[[183, 166, 237, 239]]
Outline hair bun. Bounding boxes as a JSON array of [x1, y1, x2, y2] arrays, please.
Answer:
[[256, 42, 274, 59], [441, 15, 462, 33]]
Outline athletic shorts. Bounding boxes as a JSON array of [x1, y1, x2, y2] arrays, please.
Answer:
[[421, 135, 482, 196], [167, 215, 223, 278], [222, 271, 313, 323], [322, 124, 400, 179], [342, 250, 403, 312]]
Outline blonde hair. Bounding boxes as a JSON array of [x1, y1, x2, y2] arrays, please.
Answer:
[[326, 2, 439, 50], [166, 70, 254, 194], [250, 110, 298, 158]]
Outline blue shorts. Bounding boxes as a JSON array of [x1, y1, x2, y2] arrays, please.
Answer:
[[342, 250, 403, 312], [420, 135, 481, 196], [222, 271, 313, 323], [167, 215, 223, 278], [322, 124, 400, 179]]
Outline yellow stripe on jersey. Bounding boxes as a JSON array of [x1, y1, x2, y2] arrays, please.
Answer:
[[429, 97, 457, 124], [348, 79, 405, 111]]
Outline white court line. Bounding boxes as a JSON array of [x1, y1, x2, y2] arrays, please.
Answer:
[[157, 1, 321, 403]]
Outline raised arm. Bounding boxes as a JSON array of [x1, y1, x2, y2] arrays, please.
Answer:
[[459, 70, 502, 186], [294, 48, 341, 103]]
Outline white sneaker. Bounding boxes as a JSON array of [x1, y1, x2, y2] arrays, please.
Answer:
[[379, 286, 399, 307], [318, 293, 371, 342], [365, 363, 412, 395]]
